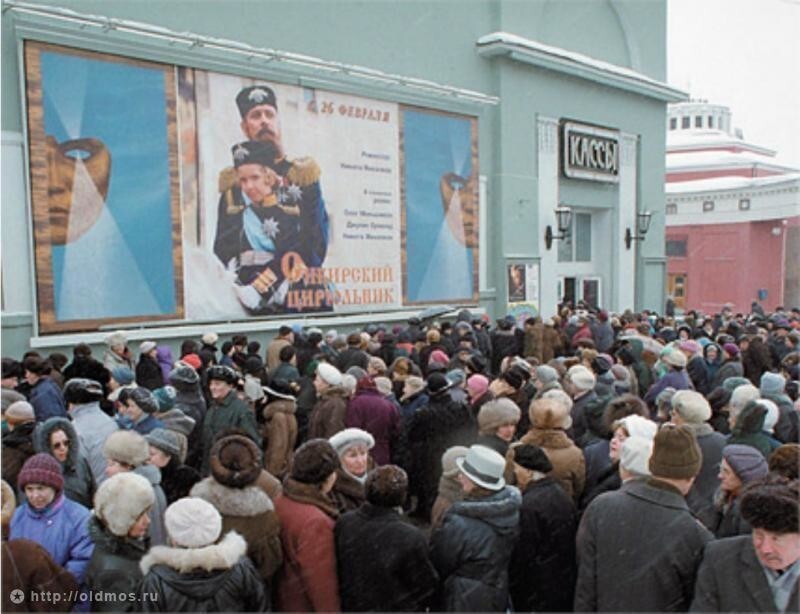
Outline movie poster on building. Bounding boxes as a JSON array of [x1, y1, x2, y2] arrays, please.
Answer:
[[401, 108, 479, 305], [180, 68, 402, 319], [507, 263, 540, 325], [24, 42, 183, 334]]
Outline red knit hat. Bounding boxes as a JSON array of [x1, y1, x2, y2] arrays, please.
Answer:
[[18, 453, 64, 493]]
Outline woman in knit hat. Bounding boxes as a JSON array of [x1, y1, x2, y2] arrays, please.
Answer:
[[2, 479, 79, 612], [151, 385, 196, 463], [9, 454, 94, 592], [710, 342, 744, 390], [476, 398, 521, 456], [140, 497, 268, 611], [274, 439, 342, 612], [190, 432, 283, 594], [328, 427, 375, 513], [1, 400, 37, 491], [117, 387, 163, 435], [430, 445, 470, 528], [145, 428, 200, 504], [713, 443, 769, 538], [104, 430, 168, 546], [33, 416, 95, 508], [84, 472, 154, 607]]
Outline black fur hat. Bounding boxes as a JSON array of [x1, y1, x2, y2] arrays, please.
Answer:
[[290, 439, 340, 485], [740, 476, 799, 534], [365, 465, 408, 508]]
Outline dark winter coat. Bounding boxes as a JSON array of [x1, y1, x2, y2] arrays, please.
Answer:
[[136, 355, 164, 391], [139, 531, 268, 612], [2, 538, 79, 612], [728, 403, 772, 458], [200, 391, 260, 475], [644, 368, 693, 407], [159, 457, 200, 505], [685, 424, 726, 529], [762, 391, 799, 444], [691, 535, 800, 612], [337, 346, 370, 373], [308, 385, 349, 440], [430, 486, 521, 612], [1, 422, 37, 491], [711, 359, 744, 390], [475, 433, 509, 457], [581, 438, 610, 504], [510, 477, 578, 613], [345, 387, 401, 465], [33, 417, 96, 508], [580, 462, 621, 511], [84, 515, 148, 612], [335, 503, 439, 612], [489, 329, 521, 376], [172, 387, 206, 471], [28, 377, 67, 422], [63, 356, 110, 392], [575, 478, 712, 612], [190, 478, 283, 584], [262, 398, 297, 478], [568, 389, 599, 444], [405, 393, 476, 520], [742, 338, 773, 386], [330, 468, 366, 514], [712, 491, 751, 539]]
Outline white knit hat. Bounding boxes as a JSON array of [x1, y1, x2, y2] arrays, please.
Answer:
[[618, 414, 658, 440], [201, 332, 219, 346], [671, 390, 712, 424], [94, 472, 155, 537], [620, 436, 653, 477], [316, 363, 343, 386], [567, 365, 595, 391], [329, 428, 375, 456], [756, 399, 780, 434], [165, 497, 222, 548]]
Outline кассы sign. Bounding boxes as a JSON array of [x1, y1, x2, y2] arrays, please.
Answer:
[[561, 121, 619, 183]]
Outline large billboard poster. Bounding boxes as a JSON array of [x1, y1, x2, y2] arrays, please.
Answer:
[[24, 42, 478, 334], [24, 42, 183, 333]]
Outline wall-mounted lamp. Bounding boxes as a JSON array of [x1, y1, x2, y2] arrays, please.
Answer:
[[625, 210, 653, 249], [545, 206, 572, 250]]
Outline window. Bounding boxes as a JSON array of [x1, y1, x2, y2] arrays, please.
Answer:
[[739, 198, 751, 211], [695, 116, 703, 128], [703, 200, 715, 212], [681, 116, 690, 129], [557, 212, 592, 263], [666, 239, 688, 257], [708, 116, 714, 128], [669, 118, 677, 130], [666, 203, 678, 215]]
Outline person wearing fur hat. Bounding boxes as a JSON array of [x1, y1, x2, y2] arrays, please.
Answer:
[[692, 475, 800, 612], [345, 376, 401, 466], [261, 380, 298, 479], [63, 378, 120, 485], [404, 372, 476, 521], [768, 443, 800, 480], [727, 400, 774, 458], [135, 341, 163, 391], [190, 433, 282, 595], [2, 479, 79, 612], [274, 439, 342, 612], [84, 472, 154, 610], [2, 401, 37, 492], [140, 497, 268, 611], [430, 444, 522, 611], [713, 444, 769, 538], [644, 347, 693, 408], [104, 430, 168, 546], [562, 364, 598, 443], [328, 428, 375, 513], [309, 362, 350, 440], [103, 331, 134, 372], [33, 417, 95, 508], [575, 424, 713, 611], [118, 387, 164, 435], [200, 365, 260, 475], [509, 443, 578, 612], [518, 398, 585, 502], [10, 454, 94, 593], [430, 445, 470, 528], [335, 465, 439, 611], [145, 428, 200, 504], [476, 398, 521, 456], [23, 356, 67, 422], [167, 365, 206, 470]]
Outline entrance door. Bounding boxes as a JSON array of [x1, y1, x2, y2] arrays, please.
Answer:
[[558, 277, 576, 308], [667, 273, 687, 311]]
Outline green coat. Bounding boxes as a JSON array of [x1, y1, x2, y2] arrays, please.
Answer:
[[201, 391, 260, 475]]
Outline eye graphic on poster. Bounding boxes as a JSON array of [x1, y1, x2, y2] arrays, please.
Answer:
[[24, 42, 183, 333]]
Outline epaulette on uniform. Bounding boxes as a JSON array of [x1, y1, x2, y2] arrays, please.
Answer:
[[218, 166, 238, 193], [286, 157, 321, 187]]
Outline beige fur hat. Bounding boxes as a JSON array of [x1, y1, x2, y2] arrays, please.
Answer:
[[530, 397, 573, 430], [478, 398, 521, 434], [671, 390, 712, 424], [103, 430, 150, 468], [94, 472, 155, 536]]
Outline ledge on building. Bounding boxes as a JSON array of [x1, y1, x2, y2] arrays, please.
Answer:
[[476, 32, 687, 104]]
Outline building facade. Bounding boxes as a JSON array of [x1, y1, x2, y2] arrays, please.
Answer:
[[1, 0, 683, 357], [665, 100, 800, 314]]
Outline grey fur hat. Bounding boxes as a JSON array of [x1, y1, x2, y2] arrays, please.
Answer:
[[94, 472, 155, 536]]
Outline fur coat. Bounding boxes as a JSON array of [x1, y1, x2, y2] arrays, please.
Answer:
[[519, 427, 585, 502]]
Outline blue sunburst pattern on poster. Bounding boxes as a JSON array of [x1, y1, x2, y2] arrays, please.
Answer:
[[404, 109, 474, 302]]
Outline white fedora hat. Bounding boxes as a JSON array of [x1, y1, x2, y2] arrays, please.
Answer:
[[455, 445, 506, 491]]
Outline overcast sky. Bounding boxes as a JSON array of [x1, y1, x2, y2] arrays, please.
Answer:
[[667, 0, 800, 168]]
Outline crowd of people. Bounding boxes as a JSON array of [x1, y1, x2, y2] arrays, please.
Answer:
[[1, 301, 799, 612]]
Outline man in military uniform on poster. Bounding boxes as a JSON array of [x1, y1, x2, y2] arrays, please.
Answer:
[[214, 85, 330, 313]]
